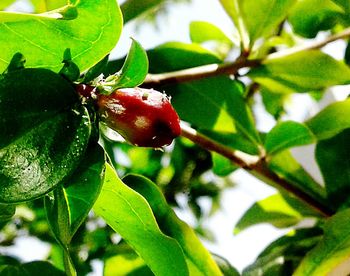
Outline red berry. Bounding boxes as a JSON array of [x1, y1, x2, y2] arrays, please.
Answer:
[[97, 88, 181, 148]]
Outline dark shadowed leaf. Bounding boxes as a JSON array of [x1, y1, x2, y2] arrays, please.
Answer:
[[0, 204, 15, 222], [288, 0, 344, 38], [316, 129, 350, 208]]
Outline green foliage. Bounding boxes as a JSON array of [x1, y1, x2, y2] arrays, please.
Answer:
[[1, 0, 350, 275], [250, 50, 350, 93], [0, 0, 122, 72], [93, 164, 189, 276], [294, 209, 350, 275]]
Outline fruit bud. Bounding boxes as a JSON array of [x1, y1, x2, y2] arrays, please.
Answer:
[[96, 88, 181, 148]]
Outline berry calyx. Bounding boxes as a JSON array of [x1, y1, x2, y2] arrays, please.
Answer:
[[77, 85, 181, 148]]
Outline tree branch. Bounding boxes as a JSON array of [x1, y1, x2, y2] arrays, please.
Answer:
[[143, 58, 261, 87], [180, 123, 334, 218], [143, 27, 350, 87]]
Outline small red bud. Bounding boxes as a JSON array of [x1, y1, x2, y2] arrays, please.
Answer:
[[96, 88, 181, 148]]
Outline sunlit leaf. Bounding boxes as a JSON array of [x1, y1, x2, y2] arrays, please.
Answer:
[[190, 21, 233, 46], [250, 50, 350, 93], [265, 121, 315, 155], [0, 0, 122, 72], [294, 209, 350, 275], [94, 164, 189, 276], [306, 99, 350, 140], [123, 174, 223, 276]]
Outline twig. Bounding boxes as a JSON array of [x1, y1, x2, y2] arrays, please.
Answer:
[[180, 123, 334, 218], [268, 27, 350, 59], [143, 58, 261, 87]]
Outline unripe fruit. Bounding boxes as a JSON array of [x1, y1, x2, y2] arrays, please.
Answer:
[[77, 85, 181, 148]]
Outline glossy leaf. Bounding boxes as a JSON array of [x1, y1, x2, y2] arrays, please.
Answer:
[[190, 21, 233, 46], [93, 164, 189, 276], [306, 99, 350, 140], [250, 50, 350, 93], [244, 227, 323, 276], [268, 150, 327, 203], [316, 129, 350, 208], [99, 39, 149, 93], [30, 0, 68, 13], [123, 174, 223, 276], [0, 204, 15, 221], [288, 0, 344, 38], [265, 121, 315, 155], [294, 209, 350, 275], [148, 42, 260, 144], [0, 0, 122, 72], [234, 193, 319, 234], [0, 107, 91, 203]]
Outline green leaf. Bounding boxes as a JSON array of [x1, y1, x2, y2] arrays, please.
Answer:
[[45, 144, 106, 244], [316, 129, 350, 208], [219, 0, 296, 48], [345, 40, 350, 66], [190, 21, 233, 46], [0, 0, 16, 10], [93, 164, 189, 276], [98, 39, 148, 93], [234, 193, 319, 234], [0, 4, 78, 22], [0, 69, 91, 203], [4, 52, 26, 73], [104, 247, 153, 276], [250, 50, 350, 93], [0, 261, 65, 276], [45, 187, 72, 246], [120, 0, 163, 23], [265, 121, 315, 155], [268, 150, 327, 203], [306, 99, 350, 140], [0, 0, 122, 72], [212, 152, 238, 177], [148, 42, 260, 144], [244, 227, 323, 276], [82, 55, 109, 83], [123, 174, 223, 276], [64, 144, 106, 237], [288, 0, 344, 38], [59, 48, 80, 82], [294, 209, 350, 275], [30, 0, 68, 13], [0, 204, 15, 222]]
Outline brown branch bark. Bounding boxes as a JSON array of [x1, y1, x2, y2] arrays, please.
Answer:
[[180, 123, 334, 218], [143, 58, 261, 87]]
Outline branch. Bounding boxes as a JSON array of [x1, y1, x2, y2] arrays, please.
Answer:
[[143, 58, 261, 87], [143, 27, 350, 87], [180, 123, 334, 218], [269, 27, 350, 59]]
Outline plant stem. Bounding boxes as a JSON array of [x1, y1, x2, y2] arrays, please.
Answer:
[[180, 123, 334, 218], [63, 247, 77, 276]]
